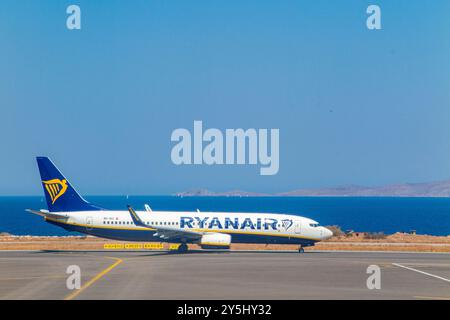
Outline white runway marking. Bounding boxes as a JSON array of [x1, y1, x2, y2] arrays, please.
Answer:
[[392, 263, 450, 283]]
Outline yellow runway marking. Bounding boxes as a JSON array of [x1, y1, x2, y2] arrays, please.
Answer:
[[64, 257, 123, 300]]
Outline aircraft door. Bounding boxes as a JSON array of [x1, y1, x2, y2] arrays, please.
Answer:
[[294, 221, 301, 234], [86, 216, 93, 231]]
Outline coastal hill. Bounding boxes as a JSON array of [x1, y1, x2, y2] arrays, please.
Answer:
[[176, 180, 450, 197]]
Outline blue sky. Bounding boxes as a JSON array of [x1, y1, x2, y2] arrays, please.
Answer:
[[1, 1, 450, 195]]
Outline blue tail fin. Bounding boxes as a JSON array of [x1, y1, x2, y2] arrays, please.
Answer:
[[36, 157, 103, 212]]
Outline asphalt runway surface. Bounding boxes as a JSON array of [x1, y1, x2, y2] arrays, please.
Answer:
[[0, 250, 449, 299]]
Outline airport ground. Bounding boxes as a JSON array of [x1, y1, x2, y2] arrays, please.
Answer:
[[0, 250, 449, 300], [1, 232, 449, 299], [1, 232, 450, 252]]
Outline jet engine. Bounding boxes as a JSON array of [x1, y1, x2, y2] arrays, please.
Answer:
[[199, 233, 231, 249]]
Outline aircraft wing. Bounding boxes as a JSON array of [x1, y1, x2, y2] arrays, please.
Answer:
[[127, 205, 203, 241], [26, 209, 69, 221]]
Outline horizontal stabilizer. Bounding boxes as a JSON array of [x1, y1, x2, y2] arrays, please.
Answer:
[[26, 209, 68, 220]]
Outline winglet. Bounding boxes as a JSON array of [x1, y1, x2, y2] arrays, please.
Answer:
[[127, 205, 149, 228]]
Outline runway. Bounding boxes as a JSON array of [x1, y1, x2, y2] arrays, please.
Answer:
[[0, 251, 449, 299]]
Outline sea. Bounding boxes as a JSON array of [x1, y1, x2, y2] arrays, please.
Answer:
[[0, 196, 449, 236]]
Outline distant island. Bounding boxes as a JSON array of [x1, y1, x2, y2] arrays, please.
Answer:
[[175, 180, 450, 197]]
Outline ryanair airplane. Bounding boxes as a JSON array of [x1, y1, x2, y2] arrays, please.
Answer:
[[28, 157, 333, 253]]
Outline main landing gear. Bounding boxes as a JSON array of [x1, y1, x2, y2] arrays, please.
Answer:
[[298, 246, 305, 253], [177, 243, 188, 253]]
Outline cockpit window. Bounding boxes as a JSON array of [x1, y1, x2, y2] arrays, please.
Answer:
[[309, 223, 319, 228]]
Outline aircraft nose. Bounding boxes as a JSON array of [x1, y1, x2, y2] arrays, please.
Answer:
[[322, 227, 333, 240]]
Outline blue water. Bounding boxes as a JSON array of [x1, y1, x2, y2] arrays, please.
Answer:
[[0, 196, 449, 236]]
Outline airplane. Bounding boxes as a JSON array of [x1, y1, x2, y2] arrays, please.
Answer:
[[27, 157, 333, 253]]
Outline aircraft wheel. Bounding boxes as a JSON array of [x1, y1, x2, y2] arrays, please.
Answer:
[[298, 246, 305, 253], [177, 243, 188, 253]]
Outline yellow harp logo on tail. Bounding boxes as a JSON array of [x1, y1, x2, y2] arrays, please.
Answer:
[[42, 179, 68, 204]]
